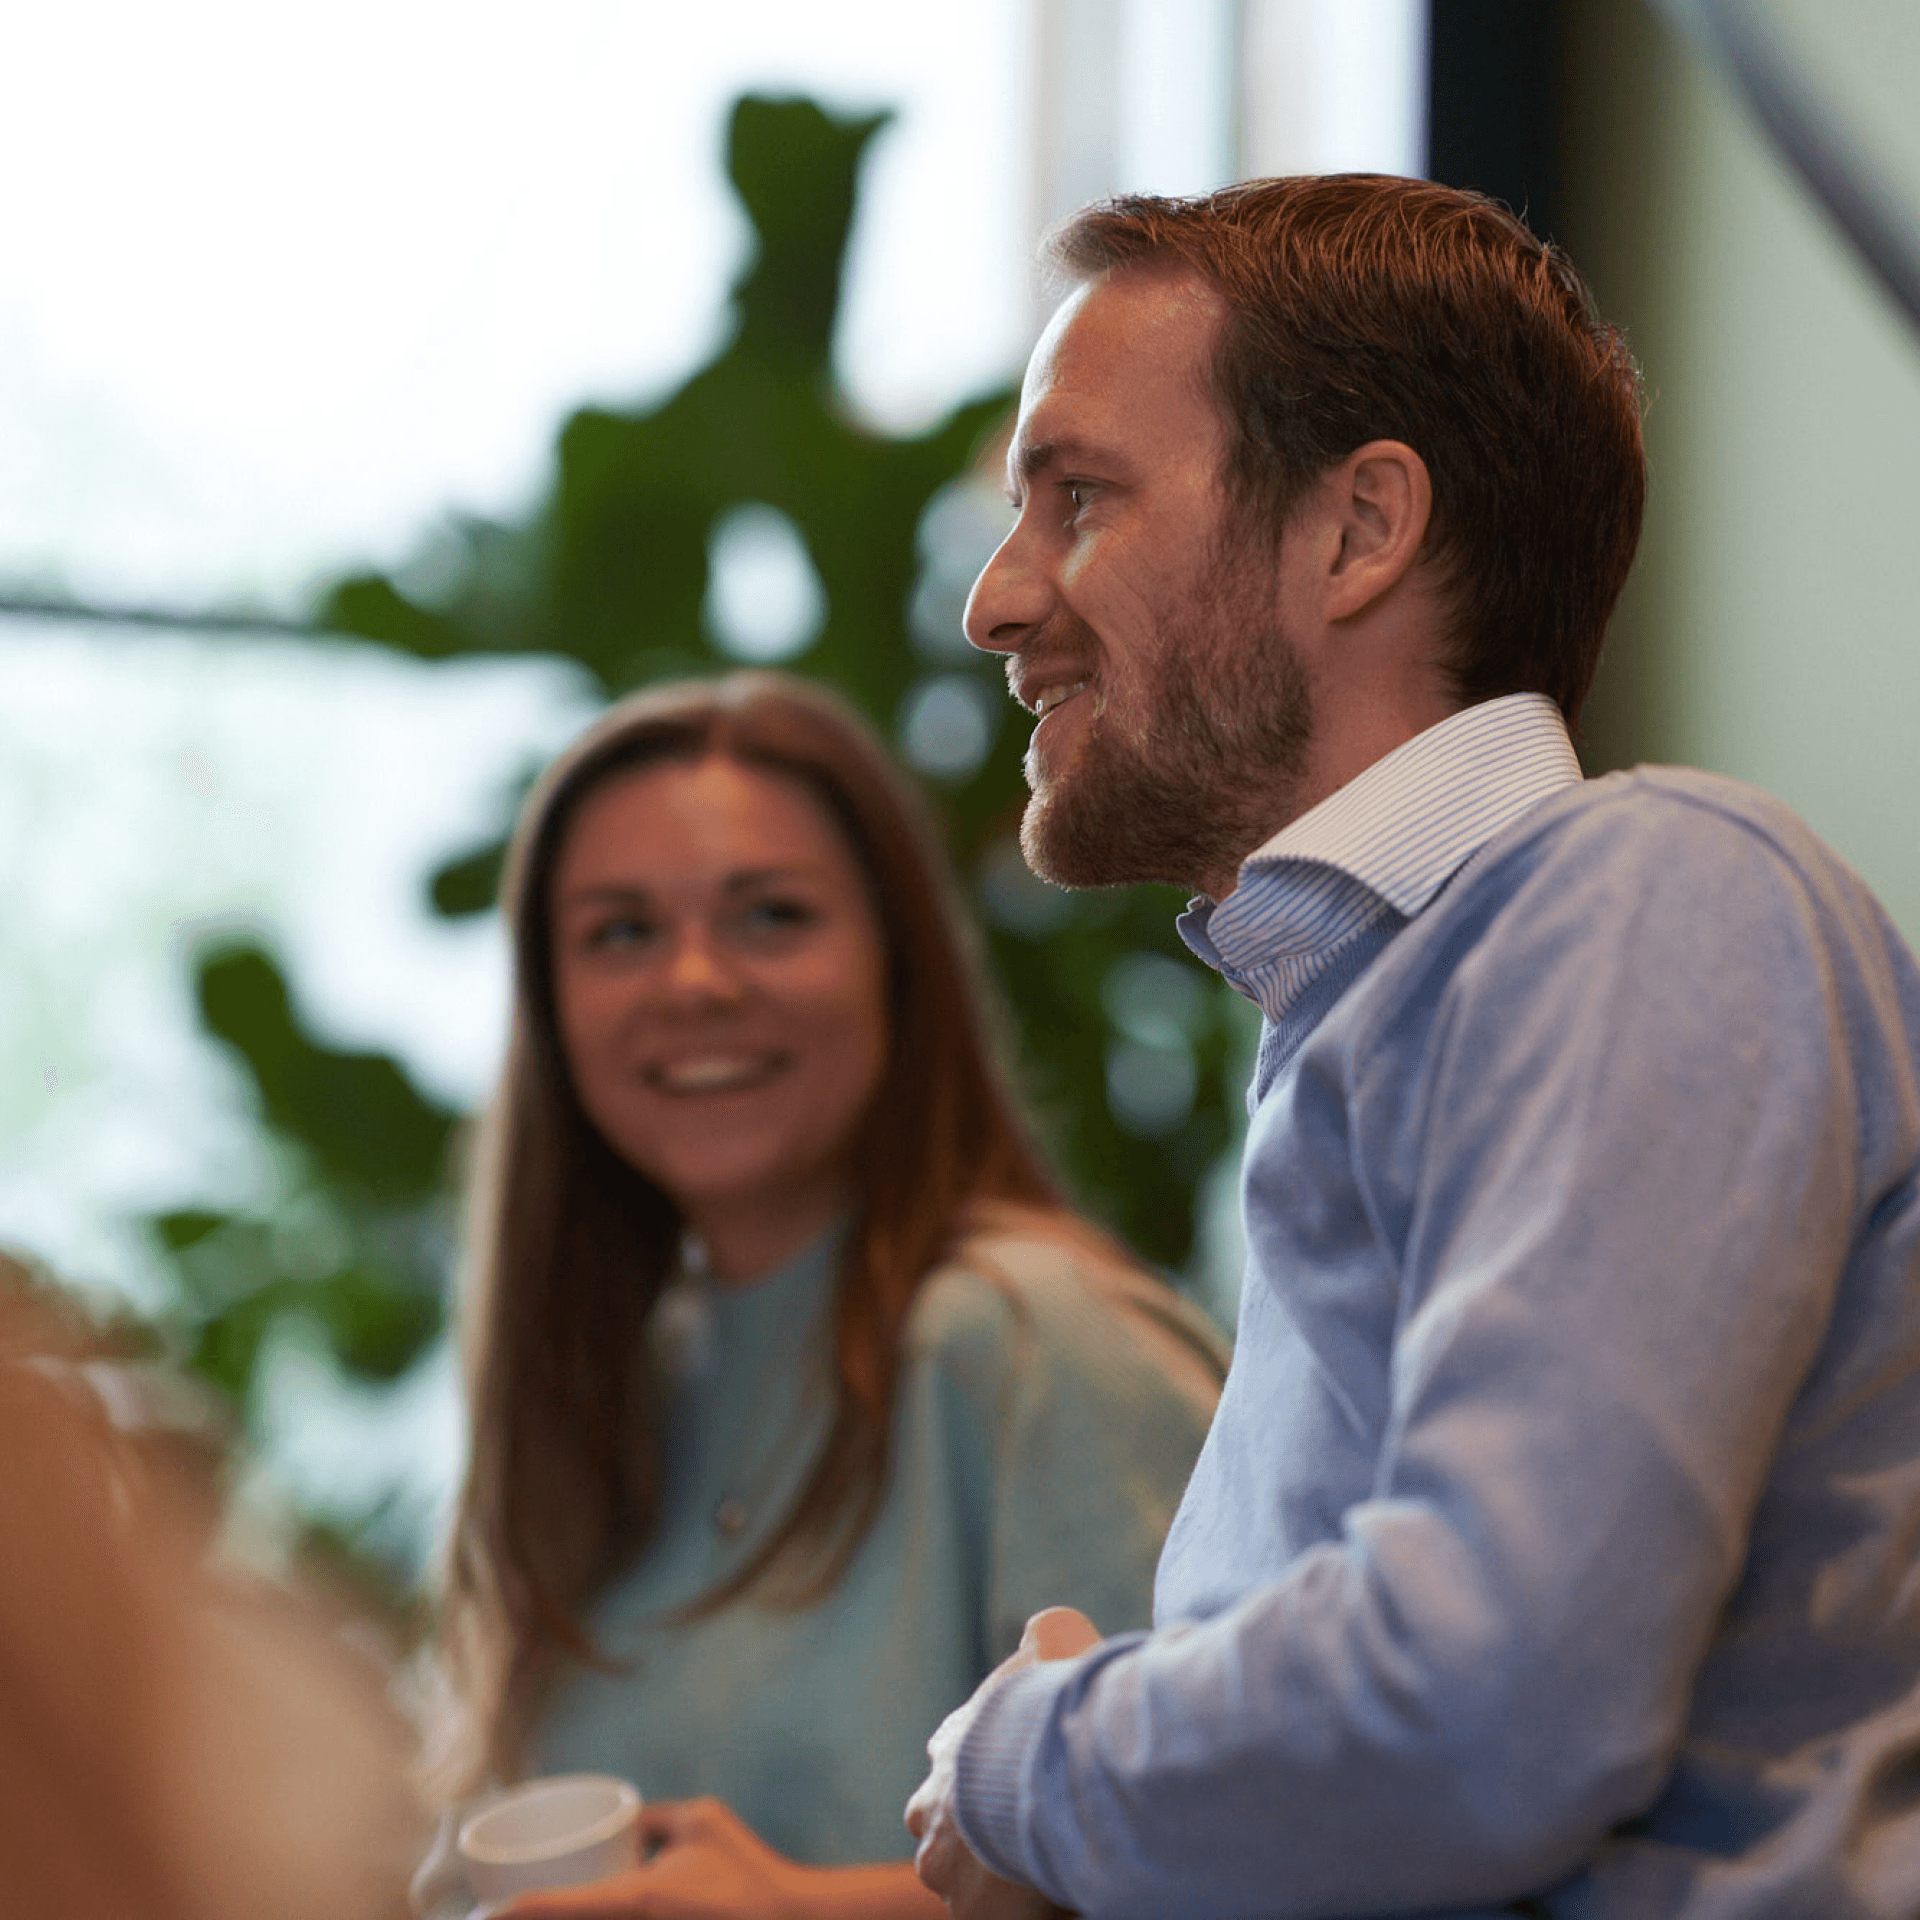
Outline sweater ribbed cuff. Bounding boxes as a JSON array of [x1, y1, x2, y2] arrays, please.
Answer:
[[949, 1658, 1078, 1899]]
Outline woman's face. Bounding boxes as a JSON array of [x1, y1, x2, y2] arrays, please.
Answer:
[[547, 755, 890, 1276]]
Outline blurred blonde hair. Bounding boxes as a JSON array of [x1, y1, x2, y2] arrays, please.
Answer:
[[0, 1270, 424, 1919]]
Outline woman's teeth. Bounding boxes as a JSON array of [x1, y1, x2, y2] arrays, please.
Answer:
[[650, 1055, 780, 1093]]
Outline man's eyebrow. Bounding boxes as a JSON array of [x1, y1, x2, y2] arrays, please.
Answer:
[[1005, 435, 1108, 501]]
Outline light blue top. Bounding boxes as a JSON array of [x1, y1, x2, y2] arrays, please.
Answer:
[[531, 1215, 1225, 1868], [953, 698, 1920, 1918]]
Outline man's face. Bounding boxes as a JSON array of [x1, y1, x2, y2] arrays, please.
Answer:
[[964, 268, 1314, 899]]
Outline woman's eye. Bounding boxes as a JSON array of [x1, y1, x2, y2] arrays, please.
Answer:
[[585, 914, 655, 951], [741, 896, 817, 935]]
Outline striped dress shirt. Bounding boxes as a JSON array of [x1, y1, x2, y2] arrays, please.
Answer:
[[954, 719, 1920, 1916], [1177, 691, 1583, 1099]]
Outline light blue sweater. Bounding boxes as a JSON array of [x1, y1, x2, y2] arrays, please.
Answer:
[[955, 766, 1920, 1917], [528, 1217, 1224, 1869]]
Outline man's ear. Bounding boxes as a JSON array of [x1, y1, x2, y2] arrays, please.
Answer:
[[1322, 439, 1432, 622]]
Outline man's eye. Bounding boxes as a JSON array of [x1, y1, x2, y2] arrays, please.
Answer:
[[1065, 482, 1091, 513]]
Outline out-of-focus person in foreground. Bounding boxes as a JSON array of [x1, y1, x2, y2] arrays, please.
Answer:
[[0, 1267, 421, 1920], [907, 174, 1920, 1918], [414, 673, 1225, 1919]]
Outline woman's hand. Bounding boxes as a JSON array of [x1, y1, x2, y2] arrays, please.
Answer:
[[501, 1797, 944, 1920]]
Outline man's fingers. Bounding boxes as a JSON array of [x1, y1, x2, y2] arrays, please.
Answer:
[[911, 1803, 966, 1894], [924, 1700, 972, 1754], [1019, 1606, 1100, 1662], [906, 1616, 1098, 1899], [907, 1614, 1099, 1864], [905, 1759, 958, 1841]]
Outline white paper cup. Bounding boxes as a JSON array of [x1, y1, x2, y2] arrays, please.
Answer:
[[458, 1773, 642, 1903]]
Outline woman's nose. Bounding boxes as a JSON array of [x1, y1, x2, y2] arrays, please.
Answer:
[[660, 930, 744, 1005], [963, 520, 1050, 656]]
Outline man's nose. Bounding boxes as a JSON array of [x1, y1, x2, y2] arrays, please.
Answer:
[[962, 521, 1048, 656]]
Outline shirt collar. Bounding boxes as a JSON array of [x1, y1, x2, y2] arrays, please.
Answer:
[[1242, 691, 1581, 912], [1179, 692, 1582, 993]]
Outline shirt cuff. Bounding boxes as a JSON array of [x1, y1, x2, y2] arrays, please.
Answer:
[[951, 1658, 1077, 1895]]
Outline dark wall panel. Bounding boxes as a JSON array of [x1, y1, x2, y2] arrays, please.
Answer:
[[1427, 0, 1566, 242]]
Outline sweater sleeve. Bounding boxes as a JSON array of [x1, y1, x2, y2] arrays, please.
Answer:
[[909, 1228, 1227, 1664], [952, 793, 1903, 1918], [984, 1242, 1227, 1656]]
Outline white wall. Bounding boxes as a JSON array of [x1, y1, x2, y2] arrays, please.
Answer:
[[1237, 0, 1426, 179]]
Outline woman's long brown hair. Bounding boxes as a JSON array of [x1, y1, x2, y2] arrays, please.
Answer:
[[434, 671, 1069, 1792]]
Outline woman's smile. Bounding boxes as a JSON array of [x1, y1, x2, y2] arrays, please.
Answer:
[[642, 1050, 792, 1096], [549, 755, 889, 1279]]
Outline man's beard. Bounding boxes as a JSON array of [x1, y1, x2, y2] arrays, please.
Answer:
[[1019, 588, 1315, 896]]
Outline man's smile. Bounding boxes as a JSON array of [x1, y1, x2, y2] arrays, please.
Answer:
[[1029, 679, 1089, 719], [1011, 656, 1094, 718]]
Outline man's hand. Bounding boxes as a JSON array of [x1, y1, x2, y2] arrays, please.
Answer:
[[904, 1607, 1100, 1920]]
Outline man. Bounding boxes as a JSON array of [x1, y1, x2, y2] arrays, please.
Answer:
[[906, 176, 1920, 1917]]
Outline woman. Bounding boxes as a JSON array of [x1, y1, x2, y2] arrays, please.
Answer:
[[421, 672, 1225, 1919]]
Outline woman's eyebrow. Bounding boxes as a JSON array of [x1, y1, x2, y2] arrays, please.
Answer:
[[720, 864, 820, 894], [554, 881, 652, 909], [556, 864, 824, 907]]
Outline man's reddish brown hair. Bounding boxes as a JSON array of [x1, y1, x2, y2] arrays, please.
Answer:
[[1051, 175, 1647, 726]]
